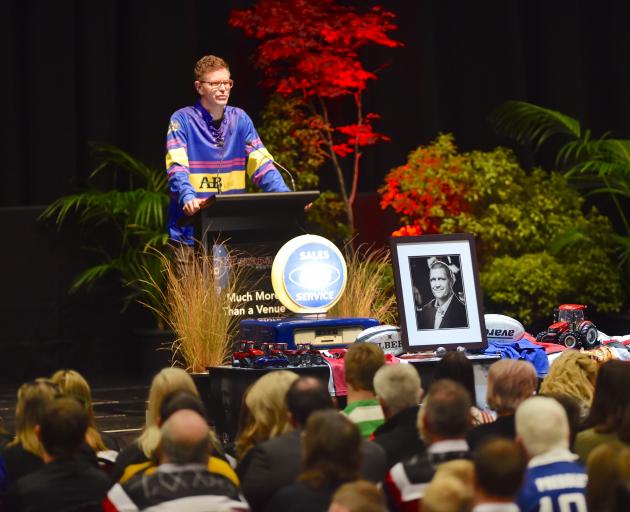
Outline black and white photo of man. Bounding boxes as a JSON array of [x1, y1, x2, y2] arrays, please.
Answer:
[[411, 256, 469, 330]]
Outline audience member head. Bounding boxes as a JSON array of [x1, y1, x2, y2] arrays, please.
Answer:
[[434, 459, 475, 488], [236, 370, 299, 459], [344, 343, 385, 394], [539, 350, 598, 419], [540, 392, 582, 451], [50, 369, 106, 451], [587, 441, 630, 512], [12, 378, 59, 457], [159, 390, 207, 424], [38, 397, 88, 460], [516, 396, 569, 458], [582, 360, 630, 442], [420, 379, 472, 443], [300, 410, 361, 489], [139, 367, 200, 458], [373, 363, 422, 418], [486, 359, 538, 416], [434, 351, 478, 407], [159, 409, 211, 465], [423, 466, 474, 512], [328, 480, 386, 512], [286, 377, 334, 427], [474, 439, 526, 502]]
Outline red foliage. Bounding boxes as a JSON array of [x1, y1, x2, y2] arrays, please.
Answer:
[[379, 136, 469, 236], [392, 224, 423, 237], [231, 0, 400, 98], [230, 0, 401, 158], [337, 119, 391, 147]]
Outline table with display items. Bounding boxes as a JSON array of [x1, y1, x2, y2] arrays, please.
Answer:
[[202, 353, 500, 446]]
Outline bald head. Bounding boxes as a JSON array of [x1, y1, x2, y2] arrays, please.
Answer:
[[160, 409, 211, 464]]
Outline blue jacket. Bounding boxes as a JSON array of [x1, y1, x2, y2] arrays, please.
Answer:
[[165, 102, 289, 244]]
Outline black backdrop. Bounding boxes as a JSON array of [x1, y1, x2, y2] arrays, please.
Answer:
[[2, 0, 629, 380], [3, 0, 630, 205]]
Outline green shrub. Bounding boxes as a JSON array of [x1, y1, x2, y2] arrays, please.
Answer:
[[381, 134, 623, 325]]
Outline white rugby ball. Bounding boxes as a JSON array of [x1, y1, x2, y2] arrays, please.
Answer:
[[484, 314, 525, 342], [356, 325, 404, 356]]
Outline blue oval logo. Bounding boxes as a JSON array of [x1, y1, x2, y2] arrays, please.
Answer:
[[283, 241, 346, 309], [288, 263, 341, 290]]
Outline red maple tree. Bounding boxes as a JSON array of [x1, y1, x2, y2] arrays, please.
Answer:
[[230, 0, 401, 231]]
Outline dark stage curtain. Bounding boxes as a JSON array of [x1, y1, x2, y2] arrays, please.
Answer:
[[3, 0, 630, 205]]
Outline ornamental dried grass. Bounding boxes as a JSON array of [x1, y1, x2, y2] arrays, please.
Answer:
[[329, 244, 397, 324], [143, 245, 246, 372]]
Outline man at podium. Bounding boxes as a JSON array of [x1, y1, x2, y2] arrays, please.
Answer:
[[165, 54, 290, 245]]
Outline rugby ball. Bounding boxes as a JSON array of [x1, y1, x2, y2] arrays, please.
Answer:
[[356, 325, 404, 356], [484, 314, 525, 342]]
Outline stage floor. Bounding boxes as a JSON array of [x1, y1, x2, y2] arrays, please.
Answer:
[[0, 380, 148, 449]]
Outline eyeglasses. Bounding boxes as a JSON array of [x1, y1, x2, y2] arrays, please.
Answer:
[[199, 79, 234, 90]]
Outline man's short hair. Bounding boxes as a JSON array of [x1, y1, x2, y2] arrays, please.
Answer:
[[160, 409, 211, 465], [422, 379, 471, 437], [194, 55, 230, 80], [330, 480, 387, 512], [286, 377, 333, 427], [159, 390, 207, 422], [39, 398, 88, 458], [429, 260, 455, 283], [474, 439, 526, 498], [344, 343, 385, 392], [515, 396, 569, 457], [373, 364, 421, 415], [487, 359, 538, 415]]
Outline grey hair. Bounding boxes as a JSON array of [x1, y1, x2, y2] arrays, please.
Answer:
[[373, 364, 421, 415], [516, 396, 569, 457]]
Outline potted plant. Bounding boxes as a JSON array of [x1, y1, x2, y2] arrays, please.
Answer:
[[39, 143, 172, 373]]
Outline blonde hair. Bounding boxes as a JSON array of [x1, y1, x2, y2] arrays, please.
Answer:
[[138, 367, 200, 458], [423, 463, 474, 512], [51, 369, 106, 451], [235, 370, 299, 459], [331, 480, 387, 512], [486, 359, 538, 415], [539, 350, 598, 416], [10, 379, 58, 458]]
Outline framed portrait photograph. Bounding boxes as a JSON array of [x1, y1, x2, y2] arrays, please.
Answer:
[[390, 233, 487, 352]]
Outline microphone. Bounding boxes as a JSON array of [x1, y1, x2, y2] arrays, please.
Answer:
[[246, 141, 296, 192]]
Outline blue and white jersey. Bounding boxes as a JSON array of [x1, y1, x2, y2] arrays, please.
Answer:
[[516, 449, 587, 512]]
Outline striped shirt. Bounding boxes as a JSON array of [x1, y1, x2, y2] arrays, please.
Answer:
[[343, 399, 385, 438], [165, 102, 289, 244]]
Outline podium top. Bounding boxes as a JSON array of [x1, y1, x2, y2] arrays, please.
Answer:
[[178, 190, 319, 227], [211, 190, 319, 214]]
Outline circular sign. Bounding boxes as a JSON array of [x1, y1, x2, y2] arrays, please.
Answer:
[[271, 235, 347, 314]]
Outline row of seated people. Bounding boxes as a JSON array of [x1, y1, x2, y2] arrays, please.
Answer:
[[0, 343, 628, 511]]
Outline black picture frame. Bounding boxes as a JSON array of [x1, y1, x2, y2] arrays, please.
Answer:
[[390, 233, 488, 353]]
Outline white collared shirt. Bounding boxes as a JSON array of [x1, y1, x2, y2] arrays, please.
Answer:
[[434, 294, 455, 329]]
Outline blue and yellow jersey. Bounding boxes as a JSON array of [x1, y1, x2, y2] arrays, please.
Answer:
[[165, 102, 289, 243]]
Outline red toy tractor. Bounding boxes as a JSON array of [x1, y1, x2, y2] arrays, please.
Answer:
[[535, 304, 598, 349], [232, 341, 264, 368]]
